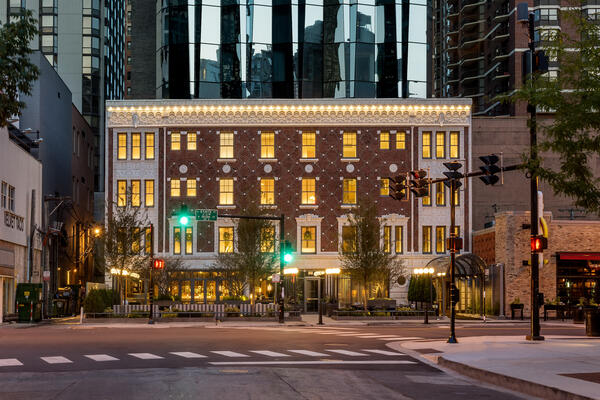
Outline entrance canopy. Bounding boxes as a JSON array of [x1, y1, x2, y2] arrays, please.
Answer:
[[424, 253, 486, 278]]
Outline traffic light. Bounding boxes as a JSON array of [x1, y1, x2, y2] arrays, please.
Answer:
[[531, 235, 548, 253], [282, 240, 294, 264], [153, 259, 165, 269], [388, 176, 407, 201], [443, 162, 464, 189], [175, 204, 192, 226], [479, 154, 501, 185], [450, 285, 460, 305], [409, 169, 429, 197]]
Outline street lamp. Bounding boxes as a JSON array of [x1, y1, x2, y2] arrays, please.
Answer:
[[414, 267, 435, 324]]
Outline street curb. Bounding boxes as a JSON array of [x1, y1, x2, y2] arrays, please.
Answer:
[[437, 355, 595, 400]]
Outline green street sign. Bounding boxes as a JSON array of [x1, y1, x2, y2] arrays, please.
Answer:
[[195, 209, 218, 221]]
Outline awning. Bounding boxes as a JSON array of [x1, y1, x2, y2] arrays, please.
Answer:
[[558, 252, 600, 261], [424, 253, 486, 278]]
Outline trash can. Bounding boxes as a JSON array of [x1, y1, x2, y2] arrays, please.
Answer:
[[16, 283, 43, 322]]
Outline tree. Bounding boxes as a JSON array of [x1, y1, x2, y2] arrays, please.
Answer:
[[213, 205, 278, 306], [407, 275, 437, 309], [339, 198, 405, 311], [508, 1, 600, 213], [0, 10, 40, 127]]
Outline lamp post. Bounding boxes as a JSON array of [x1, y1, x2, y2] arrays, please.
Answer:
[[437, 272, 446, 319], [316, 268, 341, 325], [414, 268, 434, 324]]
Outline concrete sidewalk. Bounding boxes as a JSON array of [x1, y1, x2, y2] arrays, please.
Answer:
[[388, 335, 600, 400]]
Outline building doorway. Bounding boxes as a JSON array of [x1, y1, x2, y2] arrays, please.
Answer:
[[304, 277, 320, 313]]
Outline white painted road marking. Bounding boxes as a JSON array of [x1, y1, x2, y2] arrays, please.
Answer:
[[378, 337, 423, 341], [85, 354, 119, 362], [362, 349, 406, 356], [170, 352, 206, 359], [250, 350, 290, 357], [209, 360, 417, 366], [0, 359, 22, 367], [326, 349, 368, 356], [288, 350, 330, 357], [41, 356, 72, 364], [211, 351, 249, 358], [357, 335, 403, 338], [129, 353, 164, 360]]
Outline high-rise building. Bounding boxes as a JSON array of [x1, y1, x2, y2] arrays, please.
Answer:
[[137, 0, 431, 100], [1, 0, 125, 193]]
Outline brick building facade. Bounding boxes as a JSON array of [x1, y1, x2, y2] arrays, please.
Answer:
[[105, 99, 472, 307]]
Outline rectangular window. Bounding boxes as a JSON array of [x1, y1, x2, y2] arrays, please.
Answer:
[[453, 226, 460, 237], [436, 132, 445, 158], [171, 179, 180, 197], [343, 132, 357, 158], [145, 227, 152, 254], [131, 132, 141, 159], [145, 180, 154, 207], [343, 178, 357, 204], [260, 132, 275, 159], [145, 132, 155, 159], [0, 182, 6, 209], [260, 226, 275, 253], [219, 227, 234, 253], [132, 228, 140, 253], [383, 226, 391, 253], [185, 226, 193, 254], [450, 132, 459, 159], [173, 227, 181, 255], [395, 226, 403, 254], [219, 178, 234, 205], [117, 132, 127, 159], [436, 182, 446, 206], [422, 132, 431, 159], [422, 191, 431, 206], [341, 226, 356, 253], [260, 178, 275, 205], [379, 132, 390, 149], [301, 226, 316, 253], [187, 180, 196, 197], [422, 226, 432, 253], [171, 132, 181, 150], [220, 132, 234, 158], [131, 180, 141, 207], [8, 185, 15, 211], [301, 178, 316, 205], [187, 132, 197, 150], [302, 132, 316, 158], [117, 180, 126, 206], [380, 178, 389, 196], [436, 226, 446, 253], [396, 132, 406, 150], [453, 188, 460, 206]]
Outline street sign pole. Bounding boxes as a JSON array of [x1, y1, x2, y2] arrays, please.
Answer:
[[148, 223, 154, 325], [279, 214, 285, 324]]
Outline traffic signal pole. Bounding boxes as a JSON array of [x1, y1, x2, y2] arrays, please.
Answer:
[[148, 223, 154, 325], [279, 214, 285, 324], [448, 179, 458, 343]]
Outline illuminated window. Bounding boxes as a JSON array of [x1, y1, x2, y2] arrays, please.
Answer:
[[342, 226, 356, 253], [173, 227, 181, 254], [171, 179, 180, 197], [395, 226, 403, 254], [187, 180, 196, 197], [301, 178, 316, 205], [145, 227, 152, 254], [117, 133, 127, 159], [436, 182, 446, 206], [450, 132, 459, 159], [131, 132, 141, 159], [260, 226, 275, 253], [396, 132, 406, 150], [422, 226, 432, 253], [145, 180, 154, 207], [436, 132, 446, 158], [145, 132, 155, 159], [302, 132, 316, 158], [301, 226, 316, 253], [343, 178, 357, 204], [343, 132, 357, 158], [380, 178, 389, 196], [422, 132, 431, 158], [380, 132, 390, 149], [185, 226, 193, 254], [220, 132, 234, 158], [219, 227, 234, 253], [453, 226, 460, 237], [132, 228, 140, 253], [436, 226, 446, 253], [187, 132, 197, 150], [260, 178, 275, 205], [117, 180, 126, 206], [453, 188, 460, 206], [219, 178, 234, 205], [383, 226, 391, 253], [131, 180, 141, 207], [171, 132, 180, 150], [260, 132, 275, 159], [422, 190, 431, 206]]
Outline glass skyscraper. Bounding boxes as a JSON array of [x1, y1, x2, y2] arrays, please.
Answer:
[[157, 0, 430, 99]]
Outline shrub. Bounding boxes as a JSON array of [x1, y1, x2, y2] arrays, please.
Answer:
[[83, 289, 114, 313]]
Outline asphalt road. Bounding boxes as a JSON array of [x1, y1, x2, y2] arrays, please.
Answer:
[[0, 322, 585, 400]]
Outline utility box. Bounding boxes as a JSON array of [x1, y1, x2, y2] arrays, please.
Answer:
[[16, 283, 43, 322]]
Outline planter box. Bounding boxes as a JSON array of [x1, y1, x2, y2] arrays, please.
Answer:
[[367, 299, 397, 310]]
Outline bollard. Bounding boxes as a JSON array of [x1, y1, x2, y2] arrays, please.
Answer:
[[30, 302, 33, 322], [80, 306, 84, 324]]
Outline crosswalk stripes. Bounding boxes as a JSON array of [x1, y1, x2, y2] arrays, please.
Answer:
[[170, 352, 206, 359], [41, 356, 72, 364], [85, 354, 119, 362], [0, 359, 22, 367], [326, 349, 368, 357], [288, 350, 330, 357], [210, 351, 249, 358], [250, 350, 290, 357], [378, 337, 422, 341], [362, 349, 406, 356], [129, 353, 163, 360]]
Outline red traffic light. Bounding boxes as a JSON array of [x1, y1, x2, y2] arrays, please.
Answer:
[[153, 259, 165, 269], [531, 236, 548, 253]]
